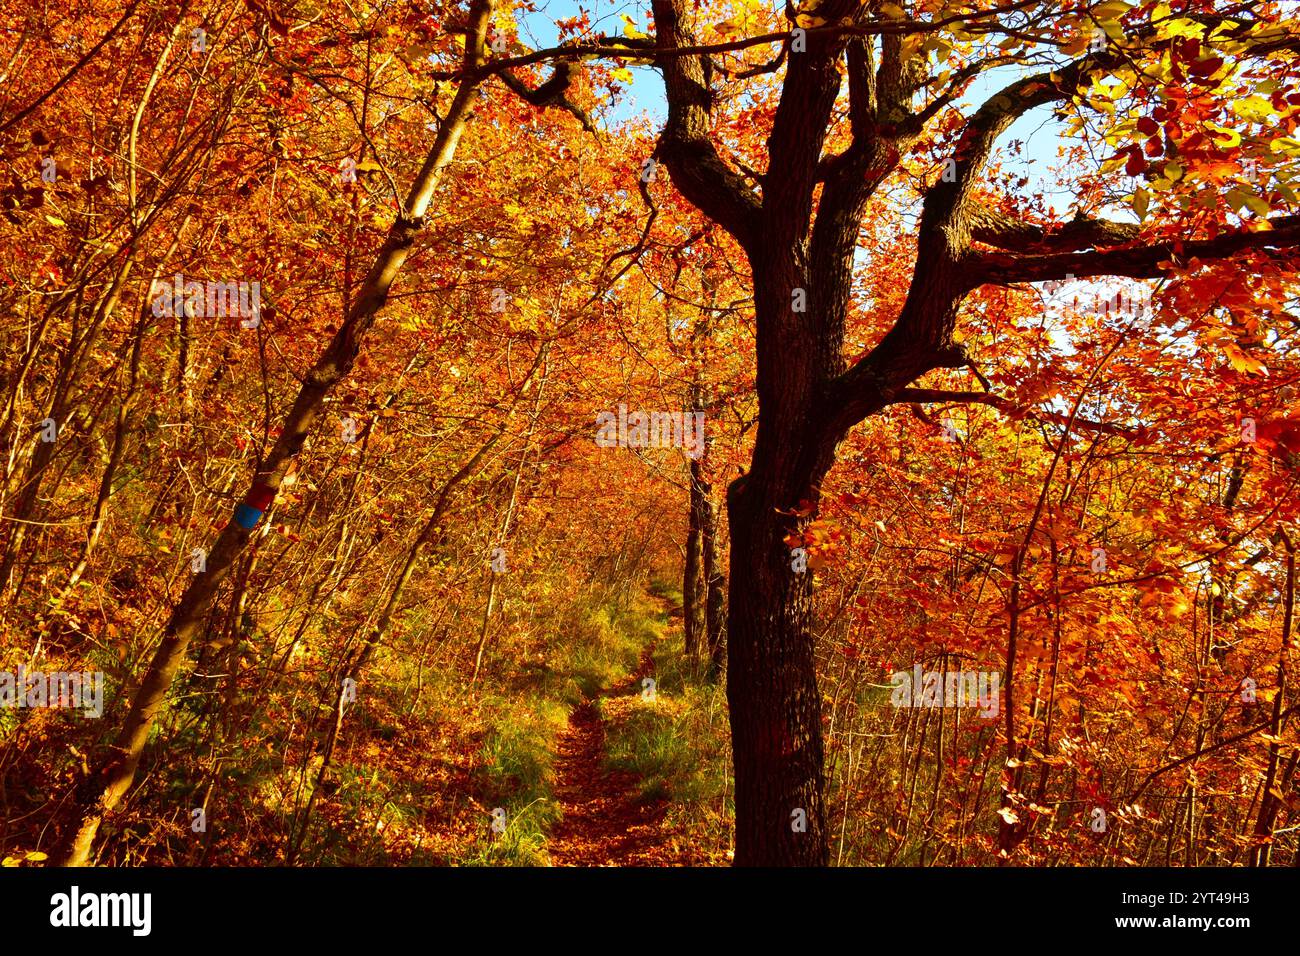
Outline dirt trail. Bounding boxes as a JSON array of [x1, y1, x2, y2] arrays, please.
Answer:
[[545, 642, 672, 866]]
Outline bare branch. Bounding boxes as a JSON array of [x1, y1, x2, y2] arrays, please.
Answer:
[[970, 202, 1141, 253], [922, 50, 1121, 244], [897, 387, 1133, 435], [498, 62, 597, 134], [972, 216, 1300, 287]]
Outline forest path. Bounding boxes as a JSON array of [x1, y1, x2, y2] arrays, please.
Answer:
[[544, 594, 678, 866]]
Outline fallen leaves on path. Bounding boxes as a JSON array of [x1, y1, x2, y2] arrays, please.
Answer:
[[545, 629, 716, 866]]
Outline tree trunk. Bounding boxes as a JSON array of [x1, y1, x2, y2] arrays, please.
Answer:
[[725, 439, 833, 865], [683, 460, 704, 658], [1251, 530, 1294, 866], [703, 488, 725, 678]]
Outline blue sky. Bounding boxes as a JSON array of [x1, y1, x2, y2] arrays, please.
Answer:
[[519, 0, 662, 124]]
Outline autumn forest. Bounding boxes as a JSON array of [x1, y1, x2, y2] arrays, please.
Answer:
[[1, 0, 1300, 874]]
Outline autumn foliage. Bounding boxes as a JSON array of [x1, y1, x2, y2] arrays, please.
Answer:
[[1, 0, 1299, 868]]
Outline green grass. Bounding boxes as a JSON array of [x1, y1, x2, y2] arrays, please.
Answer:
[[460, 796, 559, 866], [460, 595, 651, 864], [598, 636, 733, 852], [303, 762, 425, 865], [461, 692, 568, 866], [647, 577, 683, 607]]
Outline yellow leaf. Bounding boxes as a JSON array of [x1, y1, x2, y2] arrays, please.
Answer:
[[1162, 17, 1207, 39], [1231, 96, 1275, 122], [1243, 192, 1271, 217], [1224, 345, 1265, 375], [1133, 187, 1149, 220], [1206, 124, 1242, 148], [1094, 1, 1134, 22], [620, 14, 647, 39], [45, 215, 66, 227]]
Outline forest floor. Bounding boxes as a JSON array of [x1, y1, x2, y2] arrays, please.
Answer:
[[544, 594, 717, 866], [544, 640, 669, 865]]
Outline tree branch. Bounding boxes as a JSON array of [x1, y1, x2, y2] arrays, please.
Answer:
[[498, 62, 596, 134], [897, 387, 1133, 435], [762, 0, 857, 250], [649, 0, 761, 250], [973, 216, 1300, 287], [969, 202, 1141, 253], [921, 49, 1123, 246]]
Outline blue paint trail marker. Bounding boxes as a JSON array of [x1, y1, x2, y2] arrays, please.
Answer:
[[235, 483, 276, 530]]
